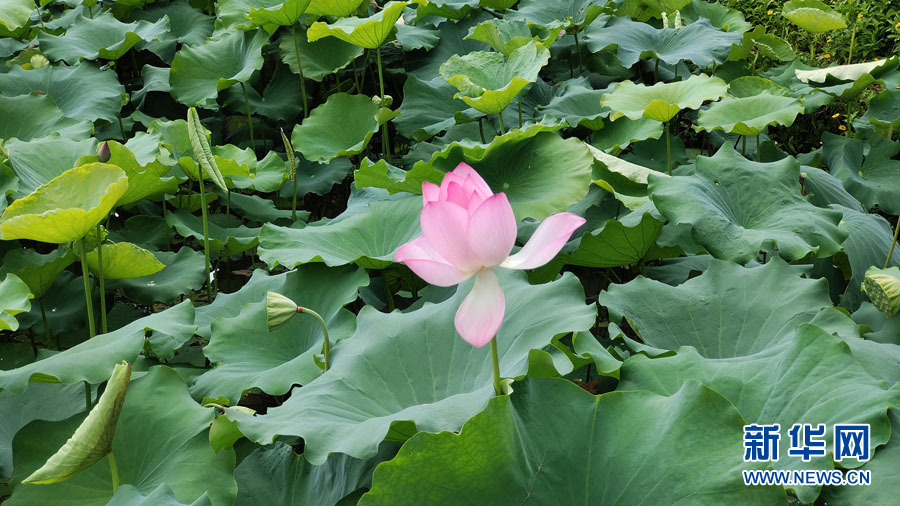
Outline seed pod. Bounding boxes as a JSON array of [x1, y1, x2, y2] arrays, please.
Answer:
[[862, 266, 900, 318], [23, 362, 132, 484]]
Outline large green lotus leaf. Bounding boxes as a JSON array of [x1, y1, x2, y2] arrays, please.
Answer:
[[307, 1, 407, 49], [395, 75, 473, 141], [751, 32, 796, 61], [615, 0, 691, 21], [823, 410, 900, 505], [821, 132, 900, 215], [306, 0, 365, 16], [291, 93, 398, 164], [0, 95, 91, 143], [695, 92, 803, 136], [235, 441, 396, 506], [795, 58, 894, 84], [0, 302, 195, 394], [169, 29, 268, 110], [13, 272, 87, 340], [648, 144, 847, 262], [601, 74, 728, 123], [410, 0, 477, 21], [859, 89, 900, 140], [833, 205, 900, 310], [277, 26, 363, 82], [561, 212, 663, 268], [7, 366, 236, 506], [802, 166, 864, 210], [190, 263, 368, 402], [360, 378, 783, 505], [0, 0, 32, 34], [590, 116, 663, 153], [75, 141, 179, 207], [590, 146, 669, 209], [0, 382, 86, 480], [412, 129, 591, 220], [782, 0, 847, 33], [166, 210, 260, 257], [284, 157, 353, 197], [248, 0, 311, 31], [621, 324, 899, 503], [535, 77, 609, 129], [600, 258, 833, 356], [465, 18, 560, 57], [0, 247, 74, 299], [0, 164, 128, 244], [108, 484, 210, 506], [223, 63, 303, 122], [353, 158, 443, 195], [440, 41, 550, 115], [38, 13, 169, 63], [0, 64, 125, 123], [228, 151, 288, 192], [133, 0, 215, 63], [583, 17, 742, 68], [226, 270, 595, 464], [84, 242, 165, 280], [394, 23, 440, 51], [681, 0, 751, 32], [505, 0, 606, 30], [258, 195, 421, 269], [3, 137, 95, 196], [0, 274, 32, 332], [227, 191, 296, 223], [106, 248, 205, 309]]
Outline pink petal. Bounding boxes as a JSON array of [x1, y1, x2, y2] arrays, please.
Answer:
[[420, 201, 482, 272], [466, 193, 516, 267], [454, 269, 505, 347], [500, 212, 586, 270], [396, 237, 472, 286], [453, 162, 494, 200], [422, 182, 440, 204]]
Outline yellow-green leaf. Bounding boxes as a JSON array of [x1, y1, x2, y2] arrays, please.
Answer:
[[85, 242, 166, 280], [307, 1, 408, 49]]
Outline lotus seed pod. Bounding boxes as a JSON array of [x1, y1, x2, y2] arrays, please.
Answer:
[[23, 362, 132, 484], [266, 291, 299, 331], [97, 141, 111, 163], [861, 266, 900, 318]]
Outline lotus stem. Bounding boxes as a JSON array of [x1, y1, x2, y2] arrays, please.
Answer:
[[742, 135, 747, 157], [497, 112, 505, 135], [383, 277, 395, 312], [654, 58, 659, 82], [490, 337, 502, 396], [517, 102, 522, 128], [351, 57, 361, 93], [665, 121, 672, 175], [574, 32, 583, 73], [478, 117, 486, 143], [79, 238, 96, 338], [240, 82, 256, 155], [39, 298, 50, 344], [756, 134, 761, 162], [225, 191, 231, 229], [84, 381, 91, 410], [376, 46, 391, 162], [197, 174, 215, 302], [290, 25, 309, 118], [299, 306, 330, 372], [97, 224, 107, 334], [292, 177, 298, 221], [886, 217, 900, 268], [117, 116, 126, 141], [848, 24, 857, 65], [108, 452, 119, 493]]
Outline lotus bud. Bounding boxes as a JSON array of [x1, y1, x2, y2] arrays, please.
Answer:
[[30, 54, 49, 69], [97, 141, 111, 163], [661, 12, 669, 28], [372, 94, 393, 108], [674, 10, 683, 29], [266, 291, 299, 331], [861, 266, 900, 318], [23, 362, 131, 484]]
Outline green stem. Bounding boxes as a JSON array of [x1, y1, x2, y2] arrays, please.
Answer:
[[197, 176, 215, 302], [79, 238, 96, 338], [108, 452, 119, 493], [383, 277, 395, 312], [97, 224, 107, 334], [848, 23, 857, 65], [376, 46, 391, 162], [299, 307, 330, 372], [574, 32, 583, 73], [162, 200, 170, 249], [240, 82, 256, 154], [742, 135, 747, 157], [665, 121, 672, 175], [351, 57, 361, 94], [497, 112, 505, 135], [756, 134, 761, 162], [225, 191, 231, 229], [654, 58, 659, 83], [517, 102, 522, 128], [478, 117, 486, 143], [39, 298, 50, 344], [490, 337, 502, 396], [117, 116, 126, 141], [290, 27, 308, 118], [84, 381, 91, 410], [810, 35, 815, 63], [886, 216, 900, 268], [292, 176, 298, 222]]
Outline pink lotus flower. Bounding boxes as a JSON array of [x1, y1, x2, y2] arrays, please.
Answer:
[[395, 163, 586, 347]]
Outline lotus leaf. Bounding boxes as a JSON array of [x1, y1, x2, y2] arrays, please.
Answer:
[[307, 1, 408, 49], [0, 274, 32, 332], [464, 18, 560, 57], [306, 0, 365, 16], [695, 92, 803, 136], [821, 132, 900, 215], [277, 27, 364, 82], [0, 64, 125, 123], [37, 13, 170, 63], [0, 247, 75, 299], [85, 242, 165, 280], [782, 0, 846, 33], [601, 73, 728, 122]]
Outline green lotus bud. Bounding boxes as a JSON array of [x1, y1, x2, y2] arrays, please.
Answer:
[[661, 12, 669, 28], [23, 362, 131, 484], [372, 94, 393, 108], [97, 141, 111, 163], [30, 54, 49, 69], [674, 11, 683, 29], [266, 291, 299, 331], [861, 266, 900, 318]]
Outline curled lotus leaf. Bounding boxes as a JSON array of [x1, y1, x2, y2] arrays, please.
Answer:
[[306, 1, 408, 49], [601, 74, 728, 123], [782, 0, 846, 33]]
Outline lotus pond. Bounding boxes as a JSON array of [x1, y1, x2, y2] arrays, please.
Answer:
[[1, 0, 900, 504]]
